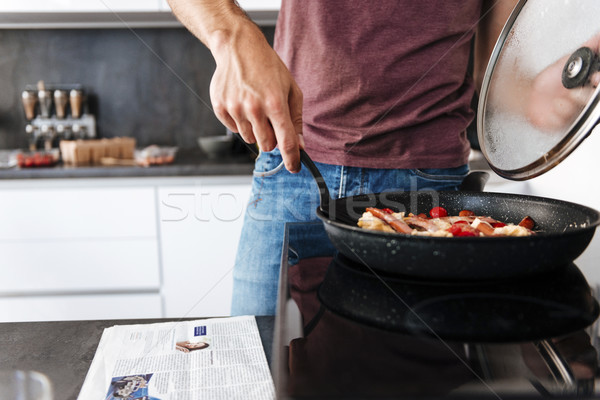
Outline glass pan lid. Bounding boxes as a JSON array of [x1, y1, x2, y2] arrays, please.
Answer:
[[477, 0, 600, 180]]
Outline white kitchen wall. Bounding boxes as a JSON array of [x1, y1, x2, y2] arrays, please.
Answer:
[[523, 126, 600, 285], [475, 124, 600, 286]]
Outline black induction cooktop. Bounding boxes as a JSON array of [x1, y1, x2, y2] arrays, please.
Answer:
[[319, 253, 599, 343], [272, 223, 600, 399]]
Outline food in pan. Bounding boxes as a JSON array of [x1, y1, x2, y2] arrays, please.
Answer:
[[358, 206, 535, 237]]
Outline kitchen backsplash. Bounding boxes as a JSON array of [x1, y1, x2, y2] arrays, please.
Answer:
[[0, 26, 275, 151]]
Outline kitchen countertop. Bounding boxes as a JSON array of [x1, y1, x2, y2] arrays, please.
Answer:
[[0, 149, 494, 181], [0, 149, 255, 179], [0, 316, 274, 400]]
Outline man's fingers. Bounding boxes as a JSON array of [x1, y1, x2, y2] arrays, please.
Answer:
[[237, 120, 257, 146], [277, 133, 301, 173], [248, 114, 277, 152], [266, 96, 301, 173], [272, 124, 301, 173], [245, 101, 277, 152], [213, 107, 240, 136], [289, 83, 304, 149]]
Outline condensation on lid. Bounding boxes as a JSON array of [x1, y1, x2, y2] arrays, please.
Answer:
[[477, 0, 600, 180]]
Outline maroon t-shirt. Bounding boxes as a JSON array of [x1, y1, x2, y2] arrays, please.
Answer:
[[274, 0, 482, 169]]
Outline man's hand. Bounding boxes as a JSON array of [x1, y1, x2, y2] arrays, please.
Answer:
[[210, 22, 304, 173], [527, 35, 600, 133], [167, 0, 303, 173]]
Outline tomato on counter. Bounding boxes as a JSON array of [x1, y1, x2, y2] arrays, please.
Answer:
[[15, 150, 59, 168]]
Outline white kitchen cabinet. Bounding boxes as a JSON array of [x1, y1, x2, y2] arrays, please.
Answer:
[[0, 240, 159, 294], [0, 179, 162, 322], [158, 0, 280, 11], [2, 0, 163, 12], [0, 176, 252, 322], [5, 0, 279, 13], [239, 0, 281, 10], [0, 186, 156, 240], [158, 176, 252, 319], [1, 0, 279, 27]]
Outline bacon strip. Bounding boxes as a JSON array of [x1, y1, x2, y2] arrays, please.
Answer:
[[518, 216, 535, 230], [366, 207, 413, 234], [471, 218, 496, 236], [404, 216, 439, 232]]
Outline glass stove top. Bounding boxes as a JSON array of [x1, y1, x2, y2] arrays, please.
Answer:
[[272, 223, 600, 399]]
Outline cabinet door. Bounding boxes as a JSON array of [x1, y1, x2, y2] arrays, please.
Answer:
[[231, 0, 281, 10], [0, 186, 160, 294], [0, 240, 159, 293], [159, 0, 280, 11], [0, 187, 157, 240], [5, 0, 277, 12], [159, 178, 252, 318], [3, 0, 162, 12]]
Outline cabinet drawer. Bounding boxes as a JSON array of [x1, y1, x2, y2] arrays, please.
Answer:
[[158, 181, 252, 318], [0, 187, 156, 240], [0, 293, 162, 322], [0, 239, 159, 294]]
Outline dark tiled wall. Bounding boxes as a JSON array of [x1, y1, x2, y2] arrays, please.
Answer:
[[0, 26, 275, 150]]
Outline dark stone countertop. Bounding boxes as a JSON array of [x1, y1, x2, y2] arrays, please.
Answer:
[[0, 316, 274, 400], [0, 149, 255, 179]]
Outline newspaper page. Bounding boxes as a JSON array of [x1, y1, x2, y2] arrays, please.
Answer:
[[78, 316, 274, 400]]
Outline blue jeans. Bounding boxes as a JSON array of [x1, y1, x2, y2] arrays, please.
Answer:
[[231, 148, 469, 316]]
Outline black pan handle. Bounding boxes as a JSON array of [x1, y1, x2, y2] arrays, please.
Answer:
[[459, 171, 490, 192], [231, 132, 334, 214], [299, 149, 333, 213]]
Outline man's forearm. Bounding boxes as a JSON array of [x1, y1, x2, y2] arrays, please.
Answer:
[[167, 0, 256, 51], [167, 0, 304, 173]]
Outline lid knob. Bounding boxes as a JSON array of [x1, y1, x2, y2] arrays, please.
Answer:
[[561, 47, 600, 89]]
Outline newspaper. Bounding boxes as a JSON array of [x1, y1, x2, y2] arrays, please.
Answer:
[[78, 316, 275, 400]]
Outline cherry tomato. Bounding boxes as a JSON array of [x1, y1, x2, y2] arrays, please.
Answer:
[[429, 206, 448, 218], [456, 229, 479, 237], [447, 221, 478, 237], [446, 224, 463, 236], [492, 222, 506, 228], [459, 210, 475, 217], [382, 208, 394, 214]]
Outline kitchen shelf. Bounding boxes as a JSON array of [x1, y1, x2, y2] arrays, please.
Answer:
[[0, 10, 278, 29]]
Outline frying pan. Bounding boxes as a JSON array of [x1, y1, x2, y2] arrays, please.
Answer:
[[232, 132, 600, 280], [298, 151, 600, 281]]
